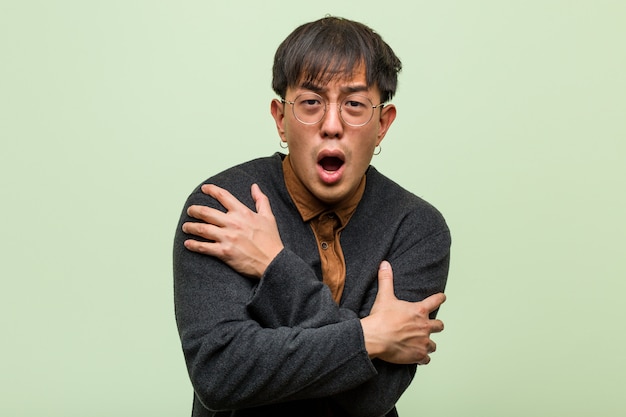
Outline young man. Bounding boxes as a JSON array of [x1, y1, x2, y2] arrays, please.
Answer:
[[174, 16, 451, 417]]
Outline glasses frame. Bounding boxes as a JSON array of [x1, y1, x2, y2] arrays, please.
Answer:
[[281, 92, 385, 127]]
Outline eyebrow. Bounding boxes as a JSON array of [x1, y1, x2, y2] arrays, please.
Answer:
[[299, 81, 370, 94]]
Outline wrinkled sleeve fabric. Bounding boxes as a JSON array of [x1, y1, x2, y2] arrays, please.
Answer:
[[332, 224, 451, 416], [174, 159, 451, 417], [246, 206, 451, 417], [174, 188, 378, 413]]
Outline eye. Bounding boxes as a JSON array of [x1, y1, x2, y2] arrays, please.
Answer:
[[296, 94, 323, 107], [343, 96, 369, 109], [302, 99, 321, 106], [342, 96, 370, 115]]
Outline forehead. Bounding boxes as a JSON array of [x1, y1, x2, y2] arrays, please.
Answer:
[[292, 65, 373, 95]]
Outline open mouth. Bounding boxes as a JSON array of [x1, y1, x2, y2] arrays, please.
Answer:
[[318, 156, 344, 172]]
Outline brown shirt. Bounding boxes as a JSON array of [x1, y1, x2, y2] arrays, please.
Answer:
[[282, 155, 366, 303]]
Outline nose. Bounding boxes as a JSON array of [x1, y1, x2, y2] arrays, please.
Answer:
[[320, 103, 344, 138]]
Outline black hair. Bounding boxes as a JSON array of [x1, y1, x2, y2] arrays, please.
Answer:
[[272, 16, 402, 103]]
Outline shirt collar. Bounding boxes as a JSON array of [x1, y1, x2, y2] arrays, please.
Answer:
[[282, 154, 366, 225]]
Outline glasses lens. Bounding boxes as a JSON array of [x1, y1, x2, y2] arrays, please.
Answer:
[[341, 95, 374, 126], [293, 93, 325, 124], [290, 93, 376, 126]]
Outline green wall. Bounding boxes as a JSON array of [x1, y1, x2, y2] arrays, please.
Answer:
[[2, 1, 624, 415]]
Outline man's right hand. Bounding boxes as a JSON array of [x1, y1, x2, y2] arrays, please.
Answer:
[[182, 183, 284, 279], [360, 261, 446, 365]]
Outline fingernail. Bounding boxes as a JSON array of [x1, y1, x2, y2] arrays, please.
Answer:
[[379, 261, 390, 270]]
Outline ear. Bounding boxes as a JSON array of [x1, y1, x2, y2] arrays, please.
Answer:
[[375, 104, 397, 146], [270, 99, 287, 143]]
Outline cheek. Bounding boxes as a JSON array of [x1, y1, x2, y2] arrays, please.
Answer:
[[354, 131, 379, 155], [355, 139, 378, 167], [347, 147, 373, 175], [285, 138, 314, 168], [283, 119, 306, 142]]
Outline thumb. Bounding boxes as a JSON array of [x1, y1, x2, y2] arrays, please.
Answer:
[[251, 184, 272, 216], [374, 261, 397, 303]]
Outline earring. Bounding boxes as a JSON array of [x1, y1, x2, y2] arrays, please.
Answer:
[[279, 141, 288, 149], [374, 145, 382, 155]]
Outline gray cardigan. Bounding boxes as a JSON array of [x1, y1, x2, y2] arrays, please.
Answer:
[[173, 153, 451, 417]]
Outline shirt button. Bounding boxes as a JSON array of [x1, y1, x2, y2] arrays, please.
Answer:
[[321, 242, 329, 250]]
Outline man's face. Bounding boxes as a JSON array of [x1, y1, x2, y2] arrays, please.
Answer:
[[271, 67, 397, 205]]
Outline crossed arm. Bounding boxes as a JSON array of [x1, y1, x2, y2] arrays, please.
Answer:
[[182, 183, 445, 365], [175, 183, 447, 413]]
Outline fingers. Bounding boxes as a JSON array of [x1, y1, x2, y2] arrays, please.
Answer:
[[419, 292, 447, 315], [429, 339, 437, 354], [418, 294, 446, 335], [183, 238, 217, 255], [365, 261, 447, 365], [189, 183, 258, 224], [251, 184, 272, 217], [201, 184, 243, 212], [417, 355, 431, 366], [186, 204, 226, 226], [201, 183, 273, 218], [417, 341, 437, 365], [182, 220, 220, 241], [375, 261, 397, 303], [430, 319, 445, 334]]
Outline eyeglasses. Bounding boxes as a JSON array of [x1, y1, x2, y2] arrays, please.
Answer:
[[281, 92, 385, 127]]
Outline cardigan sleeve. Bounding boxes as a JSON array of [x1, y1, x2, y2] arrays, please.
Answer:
[[330, 226, 451, 416], [174, 162, 451, 416], [245, 208, 451, 416], [174, 189, 378, 412], [246, 248, 361, 327]]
